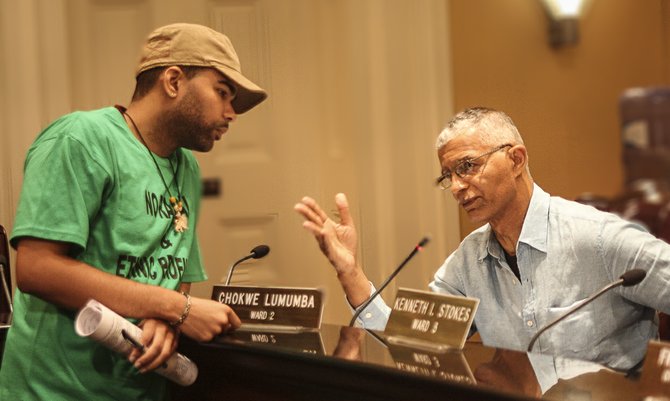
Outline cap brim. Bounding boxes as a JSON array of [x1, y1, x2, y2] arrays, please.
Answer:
[[214, 64, 267, 114]]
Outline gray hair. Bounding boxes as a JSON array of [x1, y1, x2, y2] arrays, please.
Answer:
[[435, 107, 524, 150]]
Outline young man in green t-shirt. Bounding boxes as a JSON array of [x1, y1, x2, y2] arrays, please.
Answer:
[[0, 23, 267, 400]]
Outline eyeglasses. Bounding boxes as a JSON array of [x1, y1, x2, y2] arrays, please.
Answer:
[[435, 144, 512, 190]]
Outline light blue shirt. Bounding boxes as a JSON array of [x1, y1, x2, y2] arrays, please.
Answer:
[[355, 184, 670, 370]]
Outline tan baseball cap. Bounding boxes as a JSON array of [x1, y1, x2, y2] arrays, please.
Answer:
[[136, 23, 267, 114]]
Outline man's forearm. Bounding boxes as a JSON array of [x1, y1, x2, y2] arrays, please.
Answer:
[[338, 266, 373, 308], [15, 238, 185, 323]]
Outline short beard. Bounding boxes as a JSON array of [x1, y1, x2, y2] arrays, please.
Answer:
[[159, 91, 218, 153]]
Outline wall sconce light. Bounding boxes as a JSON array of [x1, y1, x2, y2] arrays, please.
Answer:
[[540, 0, 591, 48]]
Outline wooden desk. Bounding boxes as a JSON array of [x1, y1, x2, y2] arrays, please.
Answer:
[[170, 324, 643, 401]]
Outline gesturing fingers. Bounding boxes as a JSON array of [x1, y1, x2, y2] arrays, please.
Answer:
[[334, 193, 354, 228], [302, 196, 330, 221], [295, 197, 332, 225]]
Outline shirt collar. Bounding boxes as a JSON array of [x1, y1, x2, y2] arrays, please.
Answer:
[[483, 232, 504, 262], [477, 183, 549, 261], [518, 183, 549, 253]]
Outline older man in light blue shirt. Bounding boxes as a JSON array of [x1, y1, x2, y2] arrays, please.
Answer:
[[295, 107, 670, 370]]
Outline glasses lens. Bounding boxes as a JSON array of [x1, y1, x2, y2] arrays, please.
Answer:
[[456, 160, 475, 177], [438, 176, 451, 190], [436, 144, 511, 191]]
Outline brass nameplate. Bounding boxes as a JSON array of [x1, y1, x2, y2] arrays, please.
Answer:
[[384, 288, 479, 350], [212, 285, 323, 329], [388, 343, 476, 385], [639, 340, 670, 396]]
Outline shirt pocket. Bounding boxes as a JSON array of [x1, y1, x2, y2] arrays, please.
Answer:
[[544, 298, 597, 358]]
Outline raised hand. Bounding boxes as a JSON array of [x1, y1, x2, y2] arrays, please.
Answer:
[[294, 193, 371, 307], [294, 193, 358, 274]]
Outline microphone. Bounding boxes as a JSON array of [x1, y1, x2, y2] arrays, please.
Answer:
[[0, 255, 13, 323], [527, 268, 646, 352], [224, 245, 270, 285], [349, 236, 430, 327]]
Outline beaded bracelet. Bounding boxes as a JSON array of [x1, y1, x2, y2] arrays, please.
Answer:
[[170, 291, 192, 328]]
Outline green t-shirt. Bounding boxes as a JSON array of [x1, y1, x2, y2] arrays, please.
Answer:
[[0, 107, 207, 400]]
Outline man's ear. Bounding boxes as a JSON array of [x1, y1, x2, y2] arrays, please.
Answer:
[[509, 145, 528, 176], [161, 66, 184, 98]]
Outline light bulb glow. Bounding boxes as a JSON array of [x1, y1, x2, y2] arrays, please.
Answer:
[[542, 0, 585, 19]]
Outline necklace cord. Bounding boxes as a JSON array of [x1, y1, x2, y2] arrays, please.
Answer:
[[123, 111, 187, 216]]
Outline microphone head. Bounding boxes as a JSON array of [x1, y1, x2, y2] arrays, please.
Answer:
[[620, 269, 646, 287], [418, 236, 431, 248], [250, 245, 270, 259]]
